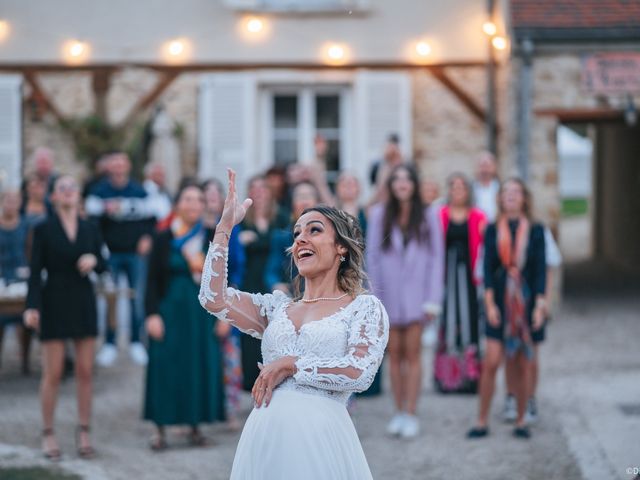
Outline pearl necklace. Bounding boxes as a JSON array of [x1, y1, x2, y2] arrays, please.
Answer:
[[300, 292, 349, 303]]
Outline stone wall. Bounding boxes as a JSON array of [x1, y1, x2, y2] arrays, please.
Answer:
[[22, 68, 198, 183]]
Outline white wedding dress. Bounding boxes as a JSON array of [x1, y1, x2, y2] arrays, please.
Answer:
[[199, 242, 389, 480]]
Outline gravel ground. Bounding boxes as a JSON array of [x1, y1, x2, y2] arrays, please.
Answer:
[[1, 276, 637, 480]]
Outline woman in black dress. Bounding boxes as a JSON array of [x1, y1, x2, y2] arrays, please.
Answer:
[[24, 175, 107, 460]]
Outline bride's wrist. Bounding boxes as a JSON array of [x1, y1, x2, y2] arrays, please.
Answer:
[[287, 356, 298, 376], [214, 224, 233, 239]]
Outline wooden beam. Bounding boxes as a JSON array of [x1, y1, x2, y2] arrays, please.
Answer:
[[91, 68, 115, 121], [429, 67, 487, 124], [119, 71, 180, 127], [23, 70, 65, 123], [535, 107, 624, 123], [0, 60, 489, 74]]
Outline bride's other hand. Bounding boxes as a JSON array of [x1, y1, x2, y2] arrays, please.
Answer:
[[218, 168, 253, 232], [252, 356, 297, 408]]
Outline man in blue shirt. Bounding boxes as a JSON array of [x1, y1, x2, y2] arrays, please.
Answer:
[[86, 152, 155, 367]]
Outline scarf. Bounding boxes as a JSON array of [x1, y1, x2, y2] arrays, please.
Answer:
[[171, 217, 205, 283], [497, 216, 534, 359]]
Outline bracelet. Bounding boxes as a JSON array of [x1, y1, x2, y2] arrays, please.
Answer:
[[535, 298, 547, 309], [214, 228, 231, 241]]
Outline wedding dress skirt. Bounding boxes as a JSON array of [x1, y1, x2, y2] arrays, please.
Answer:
[[230, 389, 373, 480]]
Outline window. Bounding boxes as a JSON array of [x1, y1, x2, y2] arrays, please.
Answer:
[[264, 87, 348, 184]]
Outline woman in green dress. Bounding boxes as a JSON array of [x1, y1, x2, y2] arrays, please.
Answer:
[[144, 183, 225, 450]]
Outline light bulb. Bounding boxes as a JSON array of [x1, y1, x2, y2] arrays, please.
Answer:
[[0, 20, 10, 42], [415, 41, 431, 57], [483, 21, 497, 36], [492, 36, 507, 50], [327, 44, 344, 60], [69, 41, 85, 57], [247, 18, 264, 33], [168, 40, 185, 56]]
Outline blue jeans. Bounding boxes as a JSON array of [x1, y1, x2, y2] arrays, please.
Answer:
[[105, 253, 147, 345]]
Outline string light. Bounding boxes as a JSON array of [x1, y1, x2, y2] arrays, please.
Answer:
[[321, 42, 350, 65], [491, 36, 508, 51], [415, 41, 432, 57], [238, 15, 270, 42], [161, 37, 192, 63], [0, 20, 10, 42], [167, 39, 185, 56], [62, 39, 90, 64], [246, 17, 264, 34], [327, 44, 345, 60], [482, 21, 497, 36]]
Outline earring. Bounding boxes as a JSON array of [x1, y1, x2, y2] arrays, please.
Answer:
[[340, 255, 346, 262]]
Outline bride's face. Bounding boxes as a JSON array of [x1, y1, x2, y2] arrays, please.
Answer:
[[291, 211, 346, 278]]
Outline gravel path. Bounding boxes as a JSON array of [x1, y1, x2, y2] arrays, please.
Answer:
[[1, 284, 637, 480]]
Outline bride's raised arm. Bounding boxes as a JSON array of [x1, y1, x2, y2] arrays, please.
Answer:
[[199, 169, 284, 339]]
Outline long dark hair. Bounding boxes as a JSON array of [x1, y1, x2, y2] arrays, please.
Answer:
[[382, 164, 428, 250]]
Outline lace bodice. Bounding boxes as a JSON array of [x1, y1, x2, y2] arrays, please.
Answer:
[[199, 242, 389, 405]]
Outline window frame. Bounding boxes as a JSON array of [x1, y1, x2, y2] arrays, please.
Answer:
[[260, 84, 351, 181]]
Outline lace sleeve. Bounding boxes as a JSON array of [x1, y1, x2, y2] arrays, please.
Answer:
[[293, 295, 389, 393], [198, 241, 287, 339]]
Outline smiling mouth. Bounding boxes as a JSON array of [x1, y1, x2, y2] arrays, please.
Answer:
[[297, 249, 315, 260]]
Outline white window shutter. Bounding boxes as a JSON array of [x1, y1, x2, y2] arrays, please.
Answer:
[[0, 75, 22, 190], [198, 73, 257, 197], [354, 70, 412, 173]]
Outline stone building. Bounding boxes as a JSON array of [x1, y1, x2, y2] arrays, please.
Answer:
[[0, 0, 638, 271]]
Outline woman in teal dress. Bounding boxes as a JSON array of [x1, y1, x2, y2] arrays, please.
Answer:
[[144, 183, 225, 450]]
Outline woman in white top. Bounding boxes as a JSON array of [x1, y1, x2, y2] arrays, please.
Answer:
[[199, 169, 389, 479]]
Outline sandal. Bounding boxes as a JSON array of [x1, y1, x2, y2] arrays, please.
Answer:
[[42, 428, 62, 462], [513, 426, 531, 439], [149, 435, 168, 452], [76, 425, 96, 459], [188, 430, 210, 447]]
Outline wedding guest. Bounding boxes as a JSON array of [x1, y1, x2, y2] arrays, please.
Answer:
[[238, 175, 288, 392], [144, 183, 226, 450], [367, 164, 444, 438], [434, 174, 486, 393], [467, 178, 546, 440], [24, 175, 107, 460], [0, 190, 32, 374]]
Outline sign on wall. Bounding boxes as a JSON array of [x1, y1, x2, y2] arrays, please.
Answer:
[[582, 53, 640, 94]]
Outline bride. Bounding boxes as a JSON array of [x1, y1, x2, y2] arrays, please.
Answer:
[[199, 169, 389, 479]]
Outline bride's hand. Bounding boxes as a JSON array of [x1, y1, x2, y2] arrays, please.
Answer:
[[252, 356, 297, 408], [218, 168, 253, 232]]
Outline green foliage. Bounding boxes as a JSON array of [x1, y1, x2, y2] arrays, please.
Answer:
[[0, 467, 81, 480], [59, 115, 125, 165], [561, 197, 589, 217], [59, 112, 184, 180]]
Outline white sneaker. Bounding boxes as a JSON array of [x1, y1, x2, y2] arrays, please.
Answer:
[[422, 323, 437, 347], [400, 414, 420, 438], [96, 344, 118, 367], [386, 413, 406, 436], [502, 394, 517, 423], [524, 397, 538, 424], [129, 343, 148, 366]]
